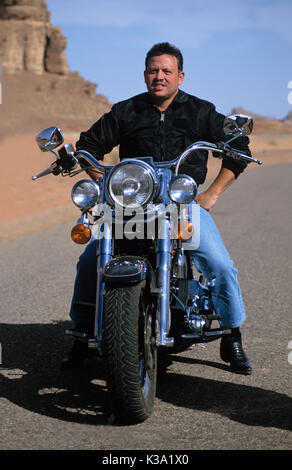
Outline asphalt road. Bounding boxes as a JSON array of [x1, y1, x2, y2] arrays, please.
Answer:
[[0, 163, 291, 451]]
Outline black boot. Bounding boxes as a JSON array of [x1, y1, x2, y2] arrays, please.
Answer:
[[61, 323, 97, 370], [220, 328, 252, 375]]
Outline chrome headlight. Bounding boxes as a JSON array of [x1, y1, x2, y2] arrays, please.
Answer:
[[106, 161, 157, 208], [169, 175, 197, 204], [71, 179, 100, 210]]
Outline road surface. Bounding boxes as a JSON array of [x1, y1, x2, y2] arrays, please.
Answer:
[[0, 163, 291, 451]]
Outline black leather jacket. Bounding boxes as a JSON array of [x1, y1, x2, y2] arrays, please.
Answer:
[[76, 89, 251, 185]]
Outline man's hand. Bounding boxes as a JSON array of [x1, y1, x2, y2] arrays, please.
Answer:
[[195, 190, 219, 212], [195, 167, 236, 212], [86, 162, 104, 181]]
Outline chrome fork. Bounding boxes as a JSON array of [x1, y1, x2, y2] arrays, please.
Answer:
[[154, 217, 174, 347]]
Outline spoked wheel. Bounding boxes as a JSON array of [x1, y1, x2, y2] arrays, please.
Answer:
[[102, 281, 157, 424]]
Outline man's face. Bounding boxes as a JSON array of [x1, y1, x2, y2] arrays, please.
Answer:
[[144, 54, 185, 104]]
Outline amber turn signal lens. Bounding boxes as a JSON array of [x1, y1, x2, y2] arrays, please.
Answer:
[[175, 220, 193, 242], [71, 224, 92, 244]]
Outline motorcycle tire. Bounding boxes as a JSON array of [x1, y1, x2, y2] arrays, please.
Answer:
[[102, 281, 157, 424]]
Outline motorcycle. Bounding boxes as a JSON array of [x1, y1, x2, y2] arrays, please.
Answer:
[[33, 114, 262, 424]]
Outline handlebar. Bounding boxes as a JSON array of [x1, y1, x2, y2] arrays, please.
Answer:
[[32, 141, 262, 181], [77, 143, 262, 173], [76, 150, 114, 172], [174, 141, 220, 174]]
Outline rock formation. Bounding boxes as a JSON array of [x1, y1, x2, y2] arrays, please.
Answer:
[[283, 110, 292, 124], [0, 0, 68, 75], [0, 0, 111, 138]]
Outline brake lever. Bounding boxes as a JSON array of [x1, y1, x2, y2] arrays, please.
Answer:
[[32, 161, 62, 180]]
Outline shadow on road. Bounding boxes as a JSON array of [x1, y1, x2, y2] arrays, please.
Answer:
[[157, 358, 292, 431], [1, 322, 291, 430], [0, 322, 111, 425]]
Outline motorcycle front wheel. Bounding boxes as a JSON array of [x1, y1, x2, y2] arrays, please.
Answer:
[[102, 281, 157, 424]]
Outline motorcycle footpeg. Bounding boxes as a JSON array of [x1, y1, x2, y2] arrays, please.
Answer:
[[181, 327, 231, 340], [65, 329, 89, 341], [203, 328, 232, 337], [204, 314, 221, 321]]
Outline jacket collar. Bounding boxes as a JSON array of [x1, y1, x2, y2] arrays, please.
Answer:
[[133, 89, 188, 112]]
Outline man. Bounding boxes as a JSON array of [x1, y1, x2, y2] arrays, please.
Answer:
[[62, 42, 252, 375]]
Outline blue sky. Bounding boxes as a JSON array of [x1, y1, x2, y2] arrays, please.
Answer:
[[46, 0, 292, 120]]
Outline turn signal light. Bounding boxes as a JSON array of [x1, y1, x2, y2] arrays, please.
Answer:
[[176, 220, 193, 242], [71, 224, 92, 244]]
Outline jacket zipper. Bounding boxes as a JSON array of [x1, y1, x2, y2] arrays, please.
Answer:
[[159, 112, 166, 160]]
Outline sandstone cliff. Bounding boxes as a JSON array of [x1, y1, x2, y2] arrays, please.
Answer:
[[0, 0, 111, 138], [0, 0, 67, 75]]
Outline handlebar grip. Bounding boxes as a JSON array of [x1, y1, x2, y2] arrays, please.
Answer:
[[218, 142, 262, 165], [228, 148, 262, 165], [58, 144, 78, 171]]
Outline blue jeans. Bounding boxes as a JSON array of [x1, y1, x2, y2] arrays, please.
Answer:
[[69, 204, 246, 329]]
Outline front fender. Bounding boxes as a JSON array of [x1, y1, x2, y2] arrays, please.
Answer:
[[101, 256, 153, 285]]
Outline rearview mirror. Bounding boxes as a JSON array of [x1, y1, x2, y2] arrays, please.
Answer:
[[223, 114, 253, 137], [36, 126, 64, 152]]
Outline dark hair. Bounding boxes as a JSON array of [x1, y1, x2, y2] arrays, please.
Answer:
[[145, 42, 183, 72]]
